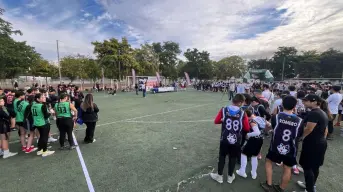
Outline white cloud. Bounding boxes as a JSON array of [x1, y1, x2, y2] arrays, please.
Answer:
[[84, 12, 91, 17], [97, 0, 343, 59]]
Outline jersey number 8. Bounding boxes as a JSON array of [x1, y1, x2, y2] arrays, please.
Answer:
[[225, 119, 240, 131], [282, 129, 292, 142]]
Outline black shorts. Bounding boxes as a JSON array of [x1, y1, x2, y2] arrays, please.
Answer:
[[16, 122, 25, 127], [242, 137, 263, 157], [219, 142, 241, 158], [300, 140, 327, 169], [266, 151, 297, 167], [0, 125, 11, 134]]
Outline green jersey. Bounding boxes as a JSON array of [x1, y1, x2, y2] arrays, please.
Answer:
[[55, 102, 71, 118], [31, 102, 46, 126], [15, 100, 29, 123], [13, 98, 19, 114]]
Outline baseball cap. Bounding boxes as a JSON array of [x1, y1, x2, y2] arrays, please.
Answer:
[[302, 94, 321, 102]]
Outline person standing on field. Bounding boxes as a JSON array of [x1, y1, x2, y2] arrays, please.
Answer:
[[81, 94, 99, 143]]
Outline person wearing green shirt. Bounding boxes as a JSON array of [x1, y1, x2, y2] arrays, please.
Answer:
[[54, 94, 78, 150], [14, 91, 37, 153], [32, 93, 54, 157]]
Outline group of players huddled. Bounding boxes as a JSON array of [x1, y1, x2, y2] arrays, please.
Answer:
[[210, 83, 336, 192], [0, 83, 86, 158]]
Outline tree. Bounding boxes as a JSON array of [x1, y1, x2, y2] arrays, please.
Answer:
[[92, 37, 137, 81], [83, 59, 101, 83], [153, 41, 181, 80], [134, 43, 160, 75], [214, 56, 246, 79], [59, 55, 85, 82], [272, 47, 298, 80], [0, 8, 40, 79], [295, 50, 321, 78], [31, 59, 59, 85], [183, 48, 213, 79], [319, 48, 343, 78]]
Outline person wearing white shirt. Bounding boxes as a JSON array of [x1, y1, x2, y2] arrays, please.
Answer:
[[228, 83, 236, 100], [262, 84, 274, 105], [237, 83, 245, 94], [326, 85, 342, 139]]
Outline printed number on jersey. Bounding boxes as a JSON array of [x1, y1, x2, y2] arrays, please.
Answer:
[[57, 107, 67, 113], [282, 129, 292, 142], [225, 119, 240, 131]]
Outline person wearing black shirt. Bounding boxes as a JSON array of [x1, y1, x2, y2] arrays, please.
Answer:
[[0, 96, 17, 158], [297, 94, 328, 192]]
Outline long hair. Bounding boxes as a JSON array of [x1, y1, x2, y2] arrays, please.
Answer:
[[320, 99, 333, 120], [81, 94, 94, 111]]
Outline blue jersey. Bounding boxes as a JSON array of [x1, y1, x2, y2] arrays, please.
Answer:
[[270, 113, 302, 158], [221, 107, 244, 145]]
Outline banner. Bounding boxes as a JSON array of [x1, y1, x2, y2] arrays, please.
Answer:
[[101, 68, 105, 89], [184, 72, 191, 85], [132, 69, 136, 85], [156, 72, 160, 83]]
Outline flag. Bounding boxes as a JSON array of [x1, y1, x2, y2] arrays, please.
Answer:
[[184, 72, 191, 85], [132, 69, 136, 85], [156, 72, 161, 83]]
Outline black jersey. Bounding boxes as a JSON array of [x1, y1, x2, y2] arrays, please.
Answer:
[[270, 113, 302, 158], [221, 107, 244, 145]]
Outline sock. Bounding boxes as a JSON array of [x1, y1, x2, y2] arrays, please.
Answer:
[[3, 149, 9, 155], [251, 156, 258, 174], [239, 154, 247, 173]]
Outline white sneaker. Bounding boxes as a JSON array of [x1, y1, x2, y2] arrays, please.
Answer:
[[42, 150, 55, 157], [210, 173, 223, 184], [297, 166, 304, 173], [37, 150, 43, 156], [236, 170, 247, 178], [48, 137, 57, 143], [227, 174, 235, 184], [297, 181, 306, 189], [3, 152, 18, 159], [251, 171, 257, 179]]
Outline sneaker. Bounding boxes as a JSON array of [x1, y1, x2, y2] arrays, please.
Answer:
[[37, 150, 43, 156], [293, 167, 300, 175], [210, 173, 223, 184], [236, 170, 247, 178], [297, 181, 306, 189], [3, 151, 18, 159], [91, 139, 96, 143], [22, 146, 26, 152], [42, 150, 55, 157], [297, 166, 304, 173], [261, 182, 274, 192], [273, 184, 285, 192], [59, 146, 66, 150], [25, 146, 38, 153], [48, 137, 57, 143], [251, 171, 257, 179], [0, 150, 3, 156], [227, 174, 235, 184], [69, 145, 78, 150]]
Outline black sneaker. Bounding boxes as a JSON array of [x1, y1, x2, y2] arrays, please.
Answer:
[[261, 182, 275, 192], [272, 184, 284, 192]]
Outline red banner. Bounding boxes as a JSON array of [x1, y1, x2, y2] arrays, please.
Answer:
[[184, 72, 191, 85]]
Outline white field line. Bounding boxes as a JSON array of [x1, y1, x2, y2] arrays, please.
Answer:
[[72, 132, 95, 192], [176, 167, 215, 192], [10, 103, 215, 144]]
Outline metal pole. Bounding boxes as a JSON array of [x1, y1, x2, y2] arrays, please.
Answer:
[[281, 57, 286, 81], [57, 40, 62, 84]]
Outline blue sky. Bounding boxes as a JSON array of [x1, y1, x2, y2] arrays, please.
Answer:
[[1, 0, 343, 61]]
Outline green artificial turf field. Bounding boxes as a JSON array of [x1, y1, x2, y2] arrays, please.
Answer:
[[1, 90, 343, 192]]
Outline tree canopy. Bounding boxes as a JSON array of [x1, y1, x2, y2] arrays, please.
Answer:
[[2, 7, 343, 82]]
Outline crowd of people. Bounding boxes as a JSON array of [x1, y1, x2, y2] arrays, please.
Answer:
[[0, 83, 99, 158], [209, 82, 341, 192]]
